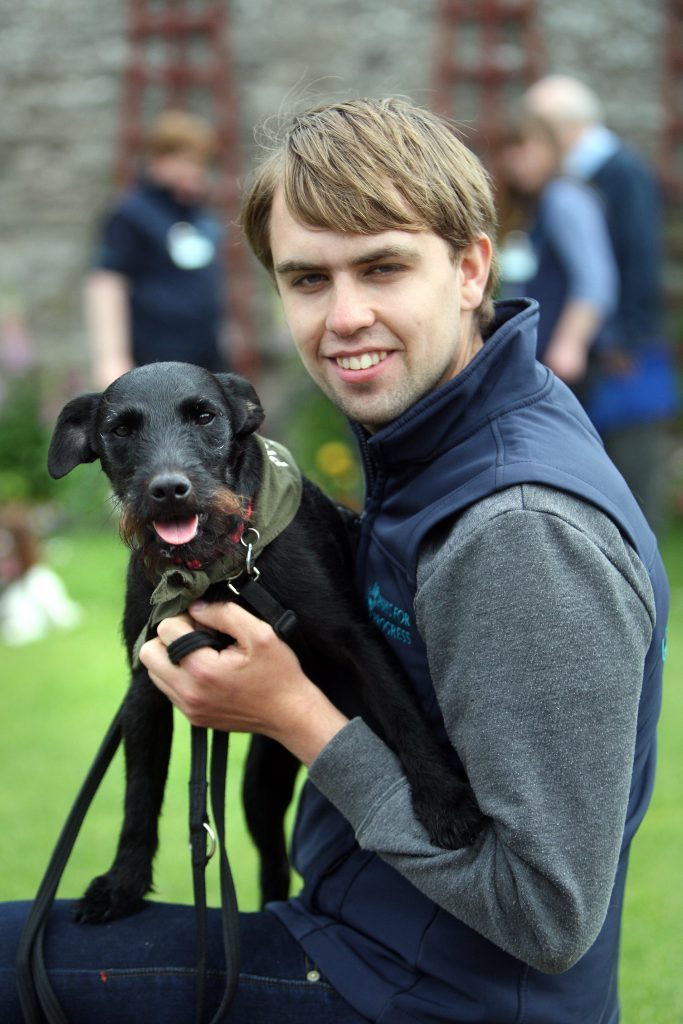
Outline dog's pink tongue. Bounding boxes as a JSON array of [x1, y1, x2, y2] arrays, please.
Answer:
[[153, 516, 199, 546]]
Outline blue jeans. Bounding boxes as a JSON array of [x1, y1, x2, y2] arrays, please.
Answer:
[[0, 900, 369, 1023]]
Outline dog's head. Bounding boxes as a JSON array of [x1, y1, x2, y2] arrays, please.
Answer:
[[48, 362, 265, 576]]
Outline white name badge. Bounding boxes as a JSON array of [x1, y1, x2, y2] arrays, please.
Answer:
[[167, 221, 215, 269], [498, 230, 538, 285]]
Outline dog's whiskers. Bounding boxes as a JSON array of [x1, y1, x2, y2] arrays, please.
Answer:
[[118, 505, 144, 551]]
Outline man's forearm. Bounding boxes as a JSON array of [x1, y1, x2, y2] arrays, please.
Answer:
[[544, 299, 603, 382]]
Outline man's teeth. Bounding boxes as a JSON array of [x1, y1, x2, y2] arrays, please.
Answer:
[[336, 351, 388, 371]]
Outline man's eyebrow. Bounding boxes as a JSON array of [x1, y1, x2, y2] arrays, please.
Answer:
[[350, 244, 422, 266], [274, 259, 321, 275], [274, 244, 422, 276]]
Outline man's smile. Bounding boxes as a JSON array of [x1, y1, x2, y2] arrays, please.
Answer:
[[335, 351, 388, 371]]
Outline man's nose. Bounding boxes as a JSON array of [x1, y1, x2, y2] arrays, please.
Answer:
[[325, 281, 375, 337]]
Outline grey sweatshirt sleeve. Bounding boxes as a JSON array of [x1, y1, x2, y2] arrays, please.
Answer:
[[308, 485, 655, 973]]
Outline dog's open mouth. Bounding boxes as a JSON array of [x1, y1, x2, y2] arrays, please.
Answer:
[[152, 515, 200, 547]]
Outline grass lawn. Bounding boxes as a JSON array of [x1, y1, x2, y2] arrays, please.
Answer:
[[1, 522, 681, 1020]]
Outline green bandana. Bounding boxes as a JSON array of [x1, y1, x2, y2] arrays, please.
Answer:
[[132, 435, 302, 665]]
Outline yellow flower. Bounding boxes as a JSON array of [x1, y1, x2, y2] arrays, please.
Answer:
[[315, 441, 356, 479]]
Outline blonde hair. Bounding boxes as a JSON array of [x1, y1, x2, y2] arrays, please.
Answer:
[[241, 97, 498, 328], [146, 110, 216, 162]]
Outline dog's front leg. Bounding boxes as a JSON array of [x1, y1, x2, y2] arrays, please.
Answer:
[[338, 637, 488, 851], [383, 702, 487, 851], [73, 669, 173, 923]]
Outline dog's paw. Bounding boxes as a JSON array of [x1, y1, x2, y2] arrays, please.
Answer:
[[412, 784, 488, 851], [72, 872, 147, 924]]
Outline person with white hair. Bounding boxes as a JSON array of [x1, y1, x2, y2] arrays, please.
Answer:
[[524, 75, 678, 533]]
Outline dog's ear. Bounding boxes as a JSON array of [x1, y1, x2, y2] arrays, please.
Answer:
[[215, 373, 265, 438], [47, 393, 102, 478]]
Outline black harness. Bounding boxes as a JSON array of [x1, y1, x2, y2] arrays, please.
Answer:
[[16, 571, 302, 1024]]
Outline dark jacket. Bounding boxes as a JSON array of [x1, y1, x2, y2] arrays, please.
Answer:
[[272, 299, 668, 1023], [589, 144, 663, 349]]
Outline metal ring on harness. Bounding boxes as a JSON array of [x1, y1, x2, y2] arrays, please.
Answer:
[[188, 821, 217, 862], [240, 526, 261, 576]]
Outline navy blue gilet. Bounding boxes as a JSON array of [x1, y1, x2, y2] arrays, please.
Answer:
[[272, 299, 668, 1024]]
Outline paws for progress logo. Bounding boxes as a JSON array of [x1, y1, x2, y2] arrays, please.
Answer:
[[367, 582, 412, 645]]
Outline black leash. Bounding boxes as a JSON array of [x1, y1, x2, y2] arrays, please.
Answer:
[[186, 723, 239, 1024], [168, 569, 305, 1023], [16, 571, 301, 1024], [16, 706, 124, 1024]]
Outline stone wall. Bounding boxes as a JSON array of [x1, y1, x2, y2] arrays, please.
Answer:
[[0, 0, 670, 379]]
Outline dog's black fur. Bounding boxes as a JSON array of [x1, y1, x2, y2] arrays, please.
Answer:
[[47, 361, 485, 923]]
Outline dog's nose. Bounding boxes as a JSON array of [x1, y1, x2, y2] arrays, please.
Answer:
[[148, 473, 193, 503]]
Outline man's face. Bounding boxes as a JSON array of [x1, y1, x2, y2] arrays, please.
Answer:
[[269, 189, 490, 431]]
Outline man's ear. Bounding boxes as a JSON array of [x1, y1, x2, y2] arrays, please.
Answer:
[[47, 393, 102, 478], [215, 373, 265, 438], [459, 236, 493, 312]]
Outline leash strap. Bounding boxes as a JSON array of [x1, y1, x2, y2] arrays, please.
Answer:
[[177, 628, 240, 1024], [16, 705, 124, 1024], [178, 577, 304, 1022], [17, 580, 299, 1023], [189, 724, 211, 1024], [187, 723, 240, 1024], [209, 729, 240, 1020], [234, 576, 300, 643]]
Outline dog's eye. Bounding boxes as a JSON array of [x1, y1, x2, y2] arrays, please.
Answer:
[[112, 424, 132, 438], [194, 410, 215, 426]]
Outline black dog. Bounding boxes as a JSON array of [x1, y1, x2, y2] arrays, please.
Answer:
[[47, 361, 484, 923]]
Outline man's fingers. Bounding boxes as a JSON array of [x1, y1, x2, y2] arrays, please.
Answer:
[[156, 612, 198, 645], [189, 599, 267, 642], [140, 613, 209, 679]]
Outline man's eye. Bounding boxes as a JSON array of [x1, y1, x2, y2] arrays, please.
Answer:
[[292, 273, 325, 288], [369, 263, 402, 276]]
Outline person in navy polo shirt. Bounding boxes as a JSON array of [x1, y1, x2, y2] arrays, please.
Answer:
[[0, 98, 668, 1024], [86, 109, 229, 389]]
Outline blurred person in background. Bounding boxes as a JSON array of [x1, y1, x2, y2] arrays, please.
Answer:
[[524, 75, 678, 533], [498, 110, 618, 402], [0, 504, 81, 645], [86, 110, 231, 389]]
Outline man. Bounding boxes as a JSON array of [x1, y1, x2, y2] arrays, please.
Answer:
[[524, 75, 678, 532], [0, 98, 668, 1022], [86, 109, 230, 389]]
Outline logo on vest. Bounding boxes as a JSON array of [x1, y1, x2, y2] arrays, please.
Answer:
[[367, 582, 412, 645]]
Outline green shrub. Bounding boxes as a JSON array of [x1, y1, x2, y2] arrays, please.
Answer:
[[0, 374, 55, 504], [0, 373, 111, 528]]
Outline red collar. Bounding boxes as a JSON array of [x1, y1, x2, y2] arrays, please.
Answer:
[[174, 499, 254, 572]]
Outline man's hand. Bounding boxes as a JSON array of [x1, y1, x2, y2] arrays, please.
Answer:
[[543, 333, 589, 384], [544, 299, 601, 384], [139, 601, 349, 766]]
